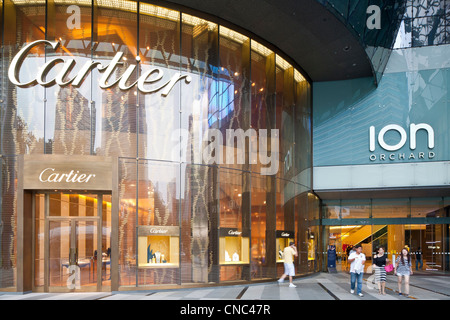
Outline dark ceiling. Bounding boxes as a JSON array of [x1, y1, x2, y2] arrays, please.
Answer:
[[156, 0, 374, 82]]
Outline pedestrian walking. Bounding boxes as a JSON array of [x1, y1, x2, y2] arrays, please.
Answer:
[[277, 242, 298, 288], [348, 244, 365, 297], [395, 248, 413, 297], [372, 246, 389, 295]]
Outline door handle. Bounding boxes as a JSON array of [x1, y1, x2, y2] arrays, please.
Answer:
[[69, 248, 78, 265]]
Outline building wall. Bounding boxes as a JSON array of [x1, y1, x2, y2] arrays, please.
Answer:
[[313, 37, 450, 190], [0, 0, 317, 291]]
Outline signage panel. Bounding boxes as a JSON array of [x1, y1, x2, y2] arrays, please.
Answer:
[[276, 230, 295, 238], [219, 228, 250, 237], [22, 155, 113, 190], [138, 225, 180, 237]]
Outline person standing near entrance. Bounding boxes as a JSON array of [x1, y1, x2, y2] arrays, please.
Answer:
[[415, 247, 423, 271], [395, 248, 413, 297], [348, 244, 366, 297], [278, 242, 298, 288], [372, 247, 389, 295]]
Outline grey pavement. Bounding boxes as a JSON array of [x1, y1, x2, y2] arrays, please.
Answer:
[[0, 272, 449, 300]]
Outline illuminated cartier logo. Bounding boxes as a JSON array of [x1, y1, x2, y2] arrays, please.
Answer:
[[228, 230, 242, 236], [8, 40, 191, 95], [39, 167, 96, 183]]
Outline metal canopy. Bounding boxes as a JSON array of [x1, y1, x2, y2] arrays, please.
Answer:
[[159, 0, 375, 82]]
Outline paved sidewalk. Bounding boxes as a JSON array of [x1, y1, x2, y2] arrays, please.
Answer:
[[0, 272, 449, 300]]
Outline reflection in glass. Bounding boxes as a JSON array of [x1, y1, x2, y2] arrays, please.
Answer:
[[411, 197, 444, 218], [372, 198, 409, 218], [118, 159, 137, 287], [4, 2, 46, 155], [45, 2, 92, 155], [340, 199, 370, 219], [49, 220, 71, 288], [139, 4, 180, 161], [92, 1, 138, 157], [251, 175, 268, 280]]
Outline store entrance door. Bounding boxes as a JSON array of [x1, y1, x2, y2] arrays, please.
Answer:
[[34, 193, 112, 292], [47, 217, 99, 292]]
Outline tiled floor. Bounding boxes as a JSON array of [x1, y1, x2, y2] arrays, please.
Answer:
[[0, 272, 449, 300]]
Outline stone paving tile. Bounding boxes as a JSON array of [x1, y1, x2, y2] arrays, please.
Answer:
[[0, 273, 449, 300]]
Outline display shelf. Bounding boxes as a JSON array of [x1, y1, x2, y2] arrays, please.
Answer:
[[138, 263, 179, 268]]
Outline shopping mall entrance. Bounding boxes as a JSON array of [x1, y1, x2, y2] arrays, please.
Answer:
[[325, 223, 450, 274], [33, 193, 112, 292]]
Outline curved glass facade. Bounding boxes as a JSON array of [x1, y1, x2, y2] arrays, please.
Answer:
[[0, 0, 315, 291]]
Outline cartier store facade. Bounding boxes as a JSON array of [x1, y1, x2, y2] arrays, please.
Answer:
[[0, 0, 316, 293]]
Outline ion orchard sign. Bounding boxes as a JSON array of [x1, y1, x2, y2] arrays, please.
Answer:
[[8, 40, 191, 95], [369, 123, 435, 161]]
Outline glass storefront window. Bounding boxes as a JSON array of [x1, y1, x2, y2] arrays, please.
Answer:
[[45, 1, 93, 155], [118, 158, 138, 287], [340, 199, 370, 219], [4, 2, 46, 155], [411, 197, 444, 218], [322, 200, 340, 219], [139, 4, 181, 161], [372, 198, 410, 218], [92, 1, 138, 158], [250, 174, 268, 280]]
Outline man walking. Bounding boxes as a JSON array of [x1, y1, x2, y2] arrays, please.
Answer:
[[348, 244, 365, 297], [278, 242, 298, 288]]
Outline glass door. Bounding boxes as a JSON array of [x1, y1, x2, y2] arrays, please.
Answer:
[[48, 218, 98, 292], [34, 193, 111, 292]]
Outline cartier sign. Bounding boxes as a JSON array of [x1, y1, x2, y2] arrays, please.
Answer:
[[39, 167, 96, 184], [138, 226, 180, 237], [276, 230, 294, 238], [22, 155, 112, 190], [8, 40, 191, 95], [219, 228, 249, 237]]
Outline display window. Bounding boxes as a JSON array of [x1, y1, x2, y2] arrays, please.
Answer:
[[276, 230, 295, 263], [219, 228, 250, 265], [137, 226, 180, 268]]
